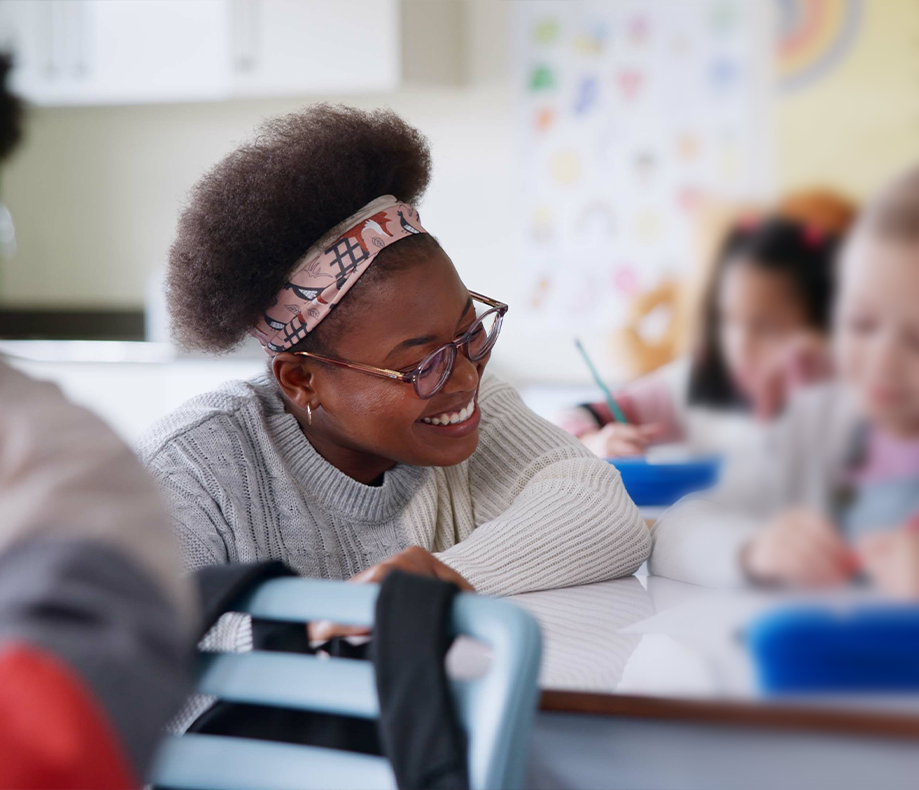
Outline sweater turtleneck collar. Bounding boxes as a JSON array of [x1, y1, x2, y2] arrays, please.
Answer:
[[251, 376, 430, 522]]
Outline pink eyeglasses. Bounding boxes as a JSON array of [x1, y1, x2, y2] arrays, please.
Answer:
[[294, 291, 507, 399]]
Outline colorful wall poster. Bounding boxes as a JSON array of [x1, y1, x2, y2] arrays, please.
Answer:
[[515, 0, 773, 333]]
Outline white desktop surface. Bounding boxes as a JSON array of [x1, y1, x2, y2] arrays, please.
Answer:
[[511, 576, 919, 709], [510, 576, 919, 790], [1, 343, 265, 442]]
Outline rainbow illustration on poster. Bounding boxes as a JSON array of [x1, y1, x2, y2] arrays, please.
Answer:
[[775, 0, 862, 91]]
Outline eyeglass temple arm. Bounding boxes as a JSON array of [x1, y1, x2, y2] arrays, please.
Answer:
[[293, 352, 413, 383], [468, 291, 508, 312]]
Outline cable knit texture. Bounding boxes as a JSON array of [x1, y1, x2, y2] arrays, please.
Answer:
[[138, 373, 650, 598]]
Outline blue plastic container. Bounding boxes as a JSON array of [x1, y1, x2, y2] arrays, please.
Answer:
[[748, 605, 919, 693], [607, 457, 721, 507]]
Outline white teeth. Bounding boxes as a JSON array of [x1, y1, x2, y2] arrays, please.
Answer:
[[421, 397, 476, 426]]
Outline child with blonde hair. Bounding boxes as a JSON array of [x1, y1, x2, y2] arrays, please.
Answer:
[[650, 168, 919, 594]]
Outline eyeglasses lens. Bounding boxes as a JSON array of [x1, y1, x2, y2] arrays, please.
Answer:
[[416, 345, 455, 398], [466, 310, 501, 361]]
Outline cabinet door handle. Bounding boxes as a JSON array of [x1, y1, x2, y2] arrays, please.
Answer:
[[234, 0, 260, 72], [43, 0, 63, 78], [72, 0, 89, 77]]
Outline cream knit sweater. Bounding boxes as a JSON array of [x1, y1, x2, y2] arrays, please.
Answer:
[[139, 373, 650, 597]]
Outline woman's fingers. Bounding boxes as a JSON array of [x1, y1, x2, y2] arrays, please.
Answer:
[[403, 546, 474, 591], [314, 548, 474, 640], [308, 621, 371, 642], [351, 546, 475, 591], [429, 560, 475, 591]]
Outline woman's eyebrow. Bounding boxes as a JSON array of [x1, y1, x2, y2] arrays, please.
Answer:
[[384, 298, 475, 362], [458, 297, 474, 322]]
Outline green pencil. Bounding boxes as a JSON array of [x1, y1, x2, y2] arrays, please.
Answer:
[[574, 338, 629, 424]]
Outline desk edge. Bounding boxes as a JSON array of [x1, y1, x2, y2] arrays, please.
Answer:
[[540, 690, 919, 740]]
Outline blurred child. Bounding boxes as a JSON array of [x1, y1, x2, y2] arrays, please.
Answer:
[[0, 53, 193, 789], [554, 208, 851, 457], [649, 168, 919, 593]]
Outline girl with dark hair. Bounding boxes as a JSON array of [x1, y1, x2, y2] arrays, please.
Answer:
[[688, 215, 838, 410], [554, 210, 849, 458], [140, 104, 650, 610], [651, 166, 919, 593]]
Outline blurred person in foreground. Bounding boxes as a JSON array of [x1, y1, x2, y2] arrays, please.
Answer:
[[0, 54, 193, 788], [553, 193, 855, 458], [649, 167, 919, 596]]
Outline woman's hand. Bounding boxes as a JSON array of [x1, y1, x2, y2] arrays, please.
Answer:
[[858, 528, 919, 599], [742, 508, 856, 587], [350, 545, 474, 589], [309, 546, 474, 642], [580, 422, 663, 458]]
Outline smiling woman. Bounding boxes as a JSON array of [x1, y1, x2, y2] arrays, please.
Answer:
[[139, 104, 650, 614]]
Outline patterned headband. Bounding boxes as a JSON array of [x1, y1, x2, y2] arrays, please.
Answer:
[[250, 195, 428, 355]]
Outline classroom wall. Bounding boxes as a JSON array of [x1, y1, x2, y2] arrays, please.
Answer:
[[775, 0, 919, 199], [0, 0, 517, 314], [3, 0, 919, 386]]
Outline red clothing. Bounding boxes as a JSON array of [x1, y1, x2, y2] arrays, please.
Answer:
[[0, 643, 136, 790]]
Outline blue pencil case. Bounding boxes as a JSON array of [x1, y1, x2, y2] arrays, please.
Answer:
[[748, 605, 919, 693], [607, 457, 721, 507]]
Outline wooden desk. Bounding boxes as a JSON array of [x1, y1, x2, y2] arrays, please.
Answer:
[[507, 577, 919, 789]]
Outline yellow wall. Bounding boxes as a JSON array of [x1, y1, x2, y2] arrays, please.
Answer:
[[777, 0, 919, 199]]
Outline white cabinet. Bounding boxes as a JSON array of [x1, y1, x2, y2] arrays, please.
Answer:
[[2, 0, 231, 105], [0, 0, 399, 106], [230, 0, 399, 98]]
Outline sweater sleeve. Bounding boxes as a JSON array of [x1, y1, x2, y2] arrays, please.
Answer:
[[142, 441, 255, 657], [141, 440, 234, 573], [438, 377, 651, 595]]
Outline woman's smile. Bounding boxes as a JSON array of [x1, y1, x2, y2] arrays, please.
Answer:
[[416, 392, 480, 437]]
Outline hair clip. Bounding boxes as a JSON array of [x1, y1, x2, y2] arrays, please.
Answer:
[[803, 225, 824, 247], [737, 214, 758, 232]]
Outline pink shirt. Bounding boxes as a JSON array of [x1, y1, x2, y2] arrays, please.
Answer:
[[850, 427, 919, 484]]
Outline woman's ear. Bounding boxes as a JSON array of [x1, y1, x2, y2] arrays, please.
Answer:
[[273, 353, 319, 411]]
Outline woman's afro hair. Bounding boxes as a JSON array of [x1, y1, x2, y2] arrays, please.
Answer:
[[168, 104, 432, 352]]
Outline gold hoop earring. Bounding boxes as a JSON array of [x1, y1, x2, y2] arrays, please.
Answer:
[[306, 403, 312, 426]]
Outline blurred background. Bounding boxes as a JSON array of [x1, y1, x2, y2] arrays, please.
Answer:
[[0, 0, 916, 440]]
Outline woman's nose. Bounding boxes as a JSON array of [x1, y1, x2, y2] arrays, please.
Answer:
[[442, 349, 479, 394]]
